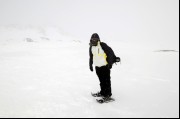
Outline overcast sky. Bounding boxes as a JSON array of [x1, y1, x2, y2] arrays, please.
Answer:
[[0, 0, 179, 48]]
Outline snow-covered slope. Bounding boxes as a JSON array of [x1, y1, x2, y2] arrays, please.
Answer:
[[0, 25, 80, 44], [0, 27, 179, 118]]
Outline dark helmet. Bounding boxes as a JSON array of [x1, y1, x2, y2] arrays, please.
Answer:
[[90, 33, 100, 46]]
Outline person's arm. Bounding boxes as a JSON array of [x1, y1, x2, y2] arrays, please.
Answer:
[[89, 46, 93, 71], [101, 42, 116, 68]]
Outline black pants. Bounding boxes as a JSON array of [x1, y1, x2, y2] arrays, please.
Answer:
[[95, 65, 112, 97]]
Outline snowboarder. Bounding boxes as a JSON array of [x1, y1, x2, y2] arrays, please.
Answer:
[[89, 33, 120, 103]]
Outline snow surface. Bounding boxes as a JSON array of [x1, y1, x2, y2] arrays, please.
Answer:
[[0, 28, 179, 118]]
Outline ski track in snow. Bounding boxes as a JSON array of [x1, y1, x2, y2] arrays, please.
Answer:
[[0, 41, 179, 118]]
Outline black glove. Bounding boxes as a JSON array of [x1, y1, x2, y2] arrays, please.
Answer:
[[90, 66, 93, 72], [116, 57, 120, 62], [107, 64, 112, 69]]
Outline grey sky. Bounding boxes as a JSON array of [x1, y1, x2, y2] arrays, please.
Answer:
[[0, 0, 179, 48]]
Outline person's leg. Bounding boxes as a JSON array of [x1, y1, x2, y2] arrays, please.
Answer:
[[103, 65, 112, 97], [95, 66, 106, 96]]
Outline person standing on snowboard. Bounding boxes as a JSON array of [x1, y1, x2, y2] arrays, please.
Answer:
[[89, 33, 120, 99]]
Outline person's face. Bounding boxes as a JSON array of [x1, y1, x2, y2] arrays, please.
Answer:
[[90, 38, 99, 46]]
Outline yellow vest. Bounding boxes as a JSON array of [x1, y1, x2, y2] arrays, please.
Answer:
[[91, 42, 108, 67]]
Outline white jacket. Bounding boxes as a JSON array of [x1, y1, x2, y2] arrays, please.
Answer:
[[91, 42, 108, 67]]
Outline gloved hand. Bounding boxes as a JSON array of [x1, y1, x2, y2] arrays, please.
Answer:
[[116, 57, 120, 62], [107, 64, 112, 69], [90, 66, 93, 72]]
